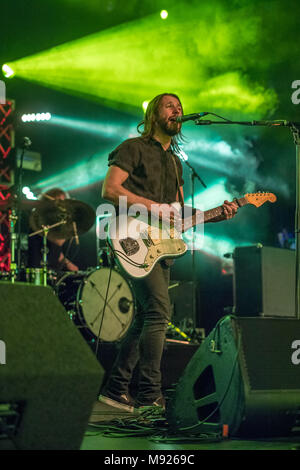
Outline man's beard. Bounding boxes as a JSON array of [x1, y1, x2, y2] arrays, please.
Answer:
[[156, 116, 180, 136]]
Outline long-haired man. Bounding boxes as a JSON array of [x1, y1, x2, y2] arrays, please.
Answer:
[[99, 93, 238, 411]]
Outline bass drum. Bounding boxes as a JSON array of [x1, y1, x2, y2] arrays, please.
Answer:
[[55, 267, 135, 342]]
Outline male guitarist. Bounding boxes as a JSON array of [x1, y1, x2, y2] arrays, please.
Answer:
[[99, 93, 239, 412]]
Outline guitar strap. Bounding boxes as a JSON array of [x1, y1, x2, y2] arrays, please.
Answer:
[[171, 153, 198, 219], [171, 153, 184, 207]]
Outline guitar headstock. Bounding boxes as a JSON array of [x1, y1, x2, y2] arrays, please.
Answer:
[[245, 192, 277, 207]]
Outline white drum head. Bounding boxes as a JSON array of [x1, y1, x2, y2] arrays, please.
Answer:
[[79, 268, 134, 342]]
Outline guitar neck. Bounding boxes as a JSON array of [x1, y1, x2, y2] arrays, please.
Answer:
[[204, 196, 248, 223], [182, 196, 248, 232]]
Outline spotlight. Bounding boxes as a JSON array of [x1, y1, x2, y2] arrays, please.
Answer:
[[160, 10, 168, 20], [22, 186, 30, 195], [2, 64, 15, 78], [21, 112, 52, 123], [142, 101, 149, 112], [22, 186, 37, 200]]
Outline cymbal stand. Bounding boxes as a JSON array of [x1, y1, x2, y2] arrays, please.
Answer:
[[41, 226, 49, 287], [8, 207, 18, 283], [29, 219, 67, 287]]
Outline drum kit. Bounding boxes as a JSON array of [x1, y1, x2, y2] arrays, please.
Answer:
[[0, 194, 135, 344]]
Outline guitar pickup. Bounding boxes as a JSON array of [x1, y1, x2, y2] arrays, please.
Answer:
[[119, 238, 140, 256]]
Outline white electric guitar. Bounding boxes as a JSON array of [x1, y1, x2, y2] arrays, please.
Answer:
[[108, 192, 277, 279]]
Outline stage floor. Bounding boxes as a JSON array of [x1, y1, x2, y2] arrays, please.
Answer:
[[81, 401, 300, 451]]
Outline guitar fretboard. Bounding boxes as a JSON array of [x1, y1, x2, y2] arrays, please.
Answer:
[[182, 196, 248, 232], [204, 197, 248, 223]]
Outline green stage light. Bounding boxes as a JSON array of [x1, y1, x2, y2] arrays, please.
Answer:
[[160, 10, 168, 20], [183, 230, 250, 258], [47, 115, 138, 139], [32, 111, 288, 198], [142, 101, 149, 112], [21, 112, 51, 122], [185, 179, 232, 211], [22, 186, 37, 200], [2, 64, 15, 78], [33, 149, 111, 192], [7, 3, 277, 117], [182, 130, 290, 197]]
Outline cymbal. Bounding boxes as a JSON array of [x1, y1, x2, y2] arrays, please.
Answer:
[[29, 199, 96, 239]]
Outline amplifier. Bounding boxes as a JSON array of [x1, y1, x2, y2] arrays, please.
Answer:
[[233, 245, 296, 318], [169, 280, 196, 328]]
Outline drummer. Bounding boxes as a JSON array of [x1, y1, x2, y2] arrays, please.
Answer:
[[27, 188, 79, 272]]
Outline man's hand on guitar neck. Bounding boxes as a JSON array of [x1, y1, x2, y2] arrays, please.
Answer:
[[210, 200, 239, 222]]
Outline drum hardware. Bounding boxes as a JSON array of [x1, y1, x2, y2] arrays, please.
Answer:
[[2, 137, 33, 283], [29, 220, 67, 287], [8, 208, 18, 283], [54, 267, 134, 344], [24, 267, 57, 286], [1, 184, 97, 287], [26, 197, 96, 286], [119, 297, 133, 314], [26, 268, 46, 286], [3, 198, 43, 284], [29, 198, 96, 241], [66, 309, 76, 320]]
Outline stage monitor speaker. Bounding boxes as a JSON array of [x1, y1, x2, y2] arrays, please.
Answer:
[[0, 282, 104, 450], [167, 316, 300, 438], [233, 245, 296, 318]]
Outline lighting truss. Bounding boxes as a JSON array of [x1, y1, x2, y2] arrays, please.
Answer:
[[0, 100, 15, 271]]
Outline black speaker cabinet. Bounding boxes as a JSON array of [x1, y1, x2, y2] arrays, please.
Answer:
[[233, 246, 296, 318], [0, 282, 104, 450], [167, 316, 300, 437]]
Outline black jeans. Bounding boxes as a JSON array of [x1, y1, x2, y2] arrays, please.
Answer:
[[103, 261, 171, 403]]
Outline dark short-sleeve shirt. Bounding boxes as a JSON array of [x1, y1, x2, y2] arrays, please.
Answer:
[[108, 136, 184, 204]]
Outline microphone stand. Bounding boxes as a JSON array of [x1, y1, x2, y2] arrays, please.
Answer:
[[290, 124, 300, 320], [193, 116, 300, 320], [182, 159, 207, 329]]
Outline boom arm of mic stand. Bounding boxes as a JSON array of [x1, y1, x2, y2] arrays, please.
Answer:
[[194, 119, 300, 127], [194, 116, 300, 319]]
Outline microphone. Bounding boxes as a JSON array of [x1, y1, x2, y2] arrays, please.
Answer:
[[176, 112, 209, 123]]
